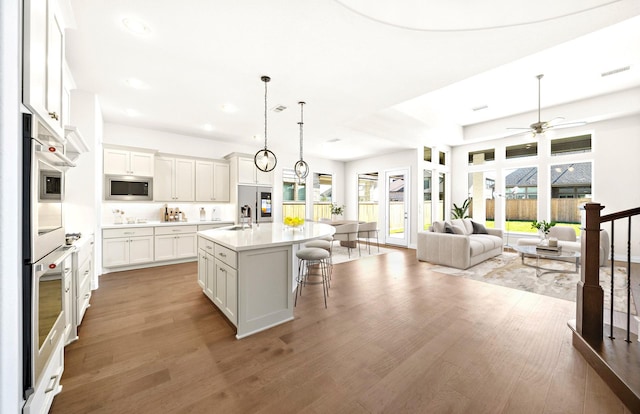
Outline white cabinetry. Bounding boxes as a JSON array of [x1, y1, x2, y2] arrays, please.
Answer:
[[104, 148, 154, 176], [195, 160, 230, 202], [103, 227, 154, 268], [237, 156, 273, 185], [23, 0, 65, 138], [62, 254, 73, 344], [197, 238, 215, 299], [155, 156, 195, 201], [154, 225, 197, 261], [73, 236, 94, 338], [23, 335, 64, 414]]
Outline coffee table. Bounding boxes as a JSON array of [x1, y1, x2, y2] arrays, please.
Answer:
[[512, 245, 581, 277]]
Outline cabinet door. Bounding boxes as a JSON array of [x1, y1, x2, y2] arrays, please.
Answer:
[[154, 156, 174, 201], [213, 162, 230, 202], [175, 234, 197, 259], [197, 251, 206, 290], [46, 10, 64, 134], [129, 151, 154, 176], [154, 234, 176, 261], [102, 237, 129, 267], [214, 259, 226, 308], [224, 265, 237, 324], [63, 268, 73, 344], [129, 236, 154, 264], [23, 0, 47, 118], [256, 168, 274, 186], [104, 149, 131, 175], [174, 158, 195, 201], [205, 252, 215, 299], [195, 160, 214, 202], [238, 157, 256, 184]]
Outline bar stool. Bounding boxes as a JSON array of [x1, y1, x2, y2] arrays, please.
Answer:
[[305, 239, 333, 284], [295, 247, 330, 308]]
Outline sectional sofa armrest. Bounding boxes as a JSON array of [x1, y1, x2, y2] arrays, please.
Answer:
[[417, 231, 471, 269], [487, 228, 503, 239]]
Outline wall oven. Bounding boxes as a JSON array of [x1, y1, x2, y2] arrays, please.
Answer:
[[21, 112, 74, 400]]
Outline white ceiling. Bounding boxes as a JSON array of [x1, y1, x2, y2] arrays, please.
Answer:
[[64, 0, 640, 161]]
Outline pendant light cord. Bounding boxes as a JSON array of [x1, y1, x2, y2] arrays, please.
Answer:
[[298, 102, 305, 160], [264, 78, 268, 150]]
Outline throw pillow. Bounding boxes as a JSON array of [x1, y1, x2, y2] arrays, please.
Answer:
[[471, 220, 488, 234], [451, 219, 470, 235], [432, 221, 446, 233], [451, 225, 465, 235], [444, 222, 455, 234]]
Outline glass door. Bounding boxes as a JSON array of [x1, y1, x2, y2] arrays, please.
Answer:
[[385, 169, 409, 247]]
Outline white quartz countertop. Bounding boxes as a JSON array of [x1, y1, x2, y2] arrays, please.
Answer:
[[198, 222, 335, 251], [102, 220, 234, 229]]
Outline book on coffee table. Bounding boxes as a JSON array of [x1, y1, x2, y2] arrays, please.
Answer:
[[536, 244, 562, 252]]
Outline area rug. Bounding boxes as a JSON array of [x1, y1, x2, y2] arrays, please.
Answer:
[[427, 252, 636, 314]]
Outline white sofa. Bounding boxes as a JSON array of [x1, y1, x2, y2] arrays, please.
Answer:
[[417, 219, 503, 269], [516, 226, 610, 267]]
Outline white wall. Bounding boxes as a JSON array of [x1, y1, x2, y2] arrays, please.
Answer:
[[345, 149, 419, 248], [451, 113, 640, 261], [0, 0, 23, 411]]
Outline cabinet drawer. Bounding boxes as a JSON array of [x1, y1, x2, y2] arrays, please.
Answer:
[[214, 243, 237, 268], [198, 237, 214, 253], [23, 335, 64, 414], [77, 258, 91, 294], [76, 237, 94, 266], [76, 271, 91, 324], [155, 225, 197, 235], [103, 227, 153, 238]]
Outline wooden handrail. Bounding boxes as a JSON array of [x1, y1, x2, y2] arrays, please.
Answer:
[[600, 207, 640, 223]]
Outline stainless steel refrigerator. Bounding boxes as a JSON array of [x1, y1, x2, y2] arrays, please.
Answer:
[[237, 186, 273, 224]]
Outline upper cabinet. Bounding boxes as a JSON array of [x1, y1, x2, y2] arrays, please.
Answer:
[[104, 148, 154, 176], [195, 160, 230, 202], [23, 0, 65, 138], [227, 154, 273, 186], [154, 156, 195, 201]]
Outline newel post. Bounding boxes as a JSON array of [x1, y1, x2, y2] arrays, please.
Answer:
[[576, 202, 604, 340]]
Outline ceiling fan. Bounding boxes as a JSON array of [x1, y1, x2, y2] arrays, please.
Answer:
[[507, 74, 586, 137]]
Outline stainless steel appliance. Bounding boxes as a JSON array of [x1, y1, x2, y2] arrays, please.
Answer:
[[238, 186, 273, 224], [104, 175, 153, 201], [21, 112, 73, 399]]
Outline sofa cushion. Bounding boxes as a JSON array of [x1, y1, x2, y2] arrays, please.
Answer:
[[432, 221, 446, 233], [471, 220, 488, 234], [469, 234, 503, 256]]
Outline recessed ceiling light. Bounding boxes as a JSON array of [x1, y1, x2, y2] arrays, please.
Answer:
[[203, 124, 214, 131], [125, 78, 148, 89], [326, 138, 341, 143], [220, 104, 237, 113], [125, 108, 140, 117], [472, 105, 488, 112], [122, 17, 151, 35]]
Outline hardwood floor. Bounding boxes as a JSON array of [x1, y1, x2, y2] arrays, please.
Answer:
[[51, 248, 632, 413]]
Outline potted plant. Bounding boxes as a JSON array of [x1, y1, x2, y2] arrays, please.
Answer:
[[451, 198, 471, 219], [531, 220, 556, 238], [331, 203, 344, 220]]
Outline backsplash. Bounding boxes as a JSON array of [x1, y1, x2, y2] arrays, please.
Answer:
[[101, 202, 236, 225]]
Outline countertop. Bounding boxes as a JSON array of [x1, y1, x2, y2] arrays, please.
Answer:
[[198, 222, 335, 252], [102, 220, 234, 229]]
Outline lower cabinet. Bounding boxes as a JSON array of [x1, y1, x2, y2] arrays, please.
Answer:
[[103, 227, 154, 268], [23, 335, 64, 414], [154, 225, 197, 261], [198, 236, 237, 325], [67, 235, 94, 345]]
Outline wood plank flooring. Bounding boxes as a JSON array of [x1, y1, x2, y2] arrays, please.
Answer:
[[51, 247, 632, 413]]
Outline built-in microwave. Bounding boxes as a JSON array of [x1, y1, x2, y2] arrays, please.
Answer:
[[105, 175, 153, 201]]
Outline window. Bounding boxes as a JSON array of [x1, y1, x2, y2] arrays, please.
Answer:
[[506, 142, 537, 159], [504, 167, 538, 233], [550, 162, 592, 234], [468, 149, 495, 165], [437, 172, 445, 221], [439, 151, 446, 166], [467, 170, 496, 228], [358, 172, 378, 222], [423, 147, 432, 162], [551, 135, 591, 156], [423, 170, 432, 230], [282, 169, 305, 219], [313, 173, 332, 221]]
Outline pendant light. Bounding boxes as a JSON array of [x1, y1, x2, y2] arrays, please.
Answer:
[[294, 101, 309, 180], [254, 75, 277, 172]]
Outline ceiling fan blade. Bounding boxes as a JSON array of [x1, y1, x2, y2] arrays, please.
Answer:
[[546, 116, 565, 126], [503, 129, 533, 138], [506, 127, 532, 130]]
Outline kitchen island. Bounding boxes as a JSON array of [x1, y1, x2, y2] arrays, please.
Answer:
[[197, 222, 335, 338]]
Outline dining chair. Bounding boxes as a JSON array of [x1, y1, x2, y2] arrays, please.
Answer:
[[358, 221, 379, 254], [332, 222, 360, 258]]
